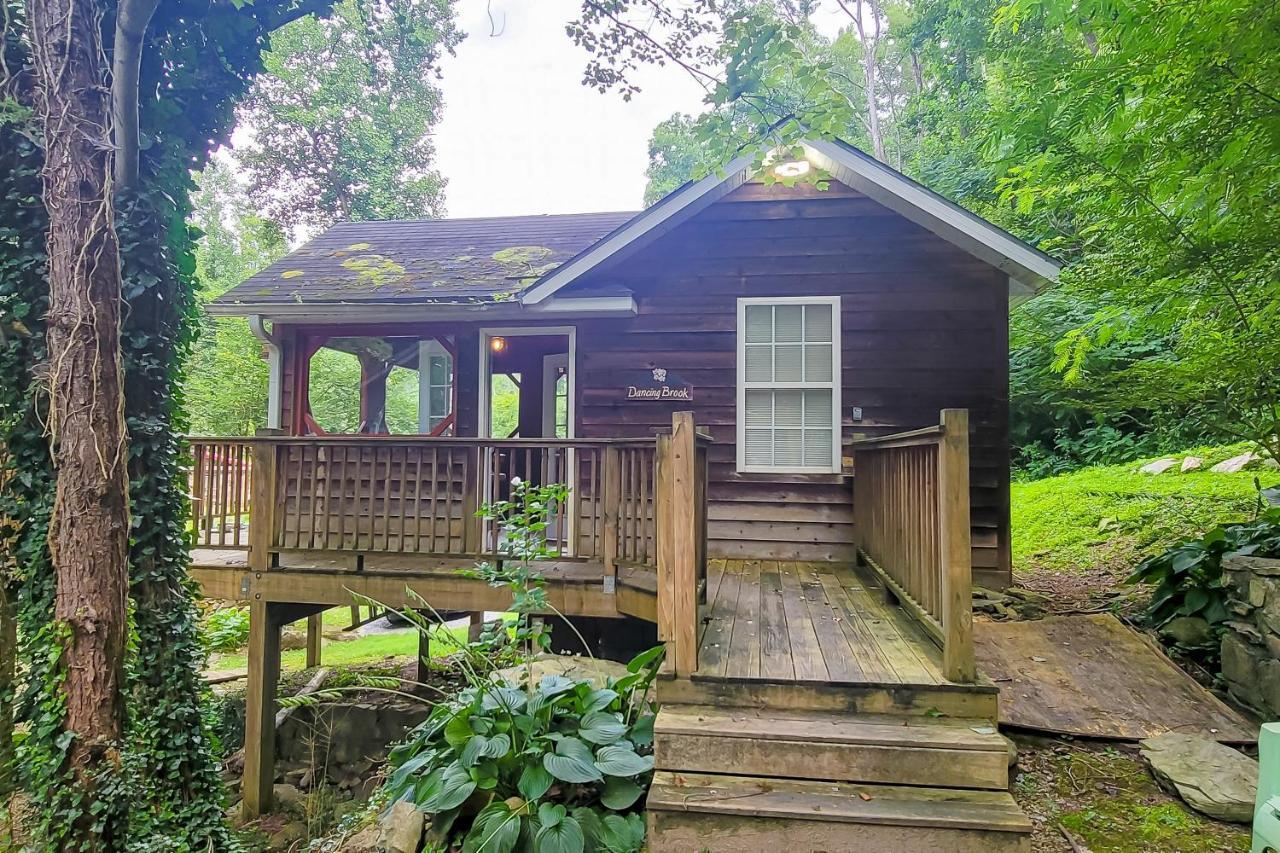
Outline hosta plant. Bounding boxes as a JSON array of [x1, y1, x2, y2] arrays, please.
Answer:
[[383, 644, 663, 853], [1128, 505, 1280, 630]]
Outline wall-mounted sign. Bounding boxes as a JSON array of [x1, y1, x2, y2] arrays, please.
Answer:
[[624, 367, 693, 401]]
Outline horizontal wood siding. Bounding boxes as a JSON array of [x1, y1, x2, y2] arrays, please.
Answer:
[[571, 182, 1011, 584]]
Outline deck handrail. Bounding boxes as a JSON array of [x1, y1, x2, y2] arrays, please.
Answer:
[[850, 409, 975, 682], [190, 418, 711, 675]]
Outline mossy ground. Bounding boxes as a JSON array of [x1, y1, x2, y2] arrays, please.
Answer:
[[1011, 735, 1250, 852]]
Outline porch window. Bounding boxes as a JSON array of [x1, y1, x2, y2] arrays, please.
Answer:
[[737, 297, 841, 473], [418, 339, 454, 434]]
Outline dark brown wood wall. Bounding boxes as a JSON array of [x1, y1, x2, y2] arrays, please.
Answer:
[[570, 181, 1012, 588]]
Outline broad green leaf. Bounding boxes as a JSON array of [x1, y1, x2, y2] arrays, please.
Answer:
[[535, 814, 585, 853], [594, 745, 653, 778], [625, 645, 665, 674], [518, 762, 554, 801], [583, 688, 619, 712], [444, 712, 474, 749], [579, 710, 626, 745], [544, 737, 603, 784], [599, 776, 644, 810]]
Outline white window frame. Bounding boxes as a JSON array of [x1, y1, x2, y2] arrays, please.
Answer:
[[736, 296, 842, 474], [418, 339, 454, 434]]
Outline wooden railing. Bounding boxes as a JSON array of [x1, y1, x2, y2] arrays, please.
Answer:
[[227, 436, 660, 567], [190, 439, 254, 549], [851, 408, 975, 683], [191, 413, 710, 676]]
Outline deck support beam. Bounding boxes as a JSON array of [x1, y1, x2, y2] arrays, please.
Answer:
[[243, 601, 326, 819], [242, 601, 282, 818], [305, 612, 323, 668]]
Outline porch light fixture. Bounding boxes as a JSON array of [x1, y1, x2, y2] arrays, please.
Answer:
[[489, 336, 508, 354], [773, 158, 811, 178]]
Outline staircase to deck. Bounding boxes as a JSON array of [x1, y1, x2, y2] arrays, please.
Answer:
[[645, 558, 1033, 852], [647, 702, 1030, 852]]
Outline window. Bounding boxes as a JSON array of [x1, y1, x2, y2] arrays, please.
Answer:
[[737, 297, 841, 473], [418, 340, 454, 434]]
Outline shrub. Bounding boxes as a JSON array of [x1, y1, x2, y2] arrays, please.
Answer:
[[383, 645, 662, 852], [1128, 506, 1280, 630], [201, 605, 250, 653]]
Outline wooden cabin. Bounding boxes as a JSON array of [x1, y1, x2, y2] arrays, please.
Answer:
[[193, 137, 1058, 850]]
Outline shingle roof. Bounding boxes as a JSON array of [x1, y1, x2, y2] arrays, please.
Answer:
[[211, 211, 638, 308]]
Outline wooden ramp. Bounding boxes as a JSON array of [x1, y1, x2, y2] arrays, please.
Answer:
[[649, 561, 1032, 852], [976, 613, 1257, 743]]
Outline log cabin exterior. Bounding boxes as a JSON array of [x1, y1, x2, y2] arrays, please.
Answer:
[[193, 138, 1058, 849]]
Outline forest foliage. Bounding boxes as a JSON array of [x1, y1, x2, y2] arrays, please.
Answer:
[[615, 0, 1280, 473]]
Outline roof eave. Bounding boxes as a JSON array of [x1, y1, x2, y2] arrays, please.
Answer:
[[205, 294, 638, 324]]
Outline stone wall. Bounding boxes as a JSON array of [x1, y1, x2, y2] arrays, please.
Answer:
[[1221, 555, 1280, 715]]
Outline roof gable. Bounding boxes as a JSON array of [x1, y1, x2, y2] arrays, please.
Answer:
[[520, 138, 1060, 306]]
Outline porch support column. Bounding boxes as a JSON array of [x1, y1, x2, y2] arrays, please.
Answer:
[[242, 601, 283, 818], [358, 354, 390, 433]]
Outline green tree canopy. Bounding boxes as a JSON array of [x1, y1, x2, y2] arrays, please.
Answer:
[[236, 0, 462, 229]]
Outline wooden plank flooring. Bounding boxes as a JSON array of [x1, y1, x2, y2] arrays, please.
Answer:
[[698, 560, 950, 686]]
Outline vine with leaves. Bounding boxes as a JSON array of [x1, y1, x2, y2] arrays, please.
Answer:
[[1, 0, 344, 845]]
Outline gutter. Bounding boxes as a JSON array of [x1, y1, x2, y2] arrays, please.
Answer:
[[247, 314, 283, 430]]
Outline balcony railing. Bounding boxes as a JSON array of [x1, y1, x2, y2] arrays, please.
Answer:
[[189, 413, 710, 677]]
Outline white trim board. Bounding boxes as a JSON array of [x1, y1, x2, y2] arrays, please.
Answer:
[[520, 137, 1060, 307]]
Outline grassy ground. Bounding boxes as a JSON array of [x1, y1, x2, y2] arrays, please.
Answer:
[[206, 607, 494, 674], [1011, 735, 1249, 852], [1012, 443, 1274, 584]]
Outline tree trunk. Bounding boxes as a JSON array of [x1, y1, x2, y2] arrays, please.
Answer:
[[25, 0, 131, 841]]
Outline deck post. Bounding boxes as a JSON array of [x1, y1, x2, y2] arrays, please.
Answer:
[[248, 429, 281, 572], [242, 601, 283, 818], [654, 434, 672, 642], [601, 446, 621, 594], [462, 446, 482, 555], [938, 408, 976, 683], [305, 612, 323, 668], [667, 412, 699, 677]]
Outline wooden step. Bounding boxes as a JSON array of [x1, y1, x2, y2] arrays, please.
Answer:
[[657, 674, 999, 719], [655, 705, 1009, 790], [646, 771, 1032, 853]]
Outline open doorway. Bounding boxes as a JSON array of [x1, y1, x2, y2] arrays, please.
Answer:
[[479, 329, 574, 440], [479, 328, 576, 553]]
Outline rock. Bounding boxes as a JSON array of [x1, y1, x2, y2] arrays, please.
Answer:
[[491, 653, 628, 691], [272, 782, 306, 810], [1180, 456, 1204, 473], [339, 824, 381, 853], [1140, 732, 1257, 823], [1139, 457, 1178, 474], [379, 800, 425, 853], [280, 626, 309, 651], [1159, 616, 1212, 647], [1221, 632, 1263, 686], [1211, 452, 1260, 473], [1251, 578, 1270, 607], [267, 820, 308, 849]]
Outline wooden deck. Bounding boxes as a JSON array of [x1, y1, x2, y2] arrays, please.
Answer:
[[697, 559, 956, 687]]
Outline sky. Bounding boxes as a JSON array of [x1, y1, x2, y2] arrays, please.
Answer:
[[431, 0, 709, 218]]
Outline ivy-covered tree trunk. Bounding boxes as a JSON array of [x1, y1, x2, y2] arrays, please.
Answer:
[[24, 0, 131, 842]]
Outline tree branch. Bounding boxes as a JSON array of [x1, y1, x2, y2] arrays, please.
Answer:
[[111, 0, 161, 190]]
